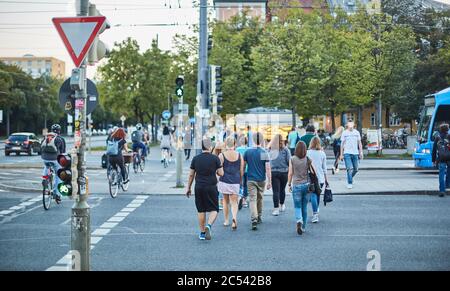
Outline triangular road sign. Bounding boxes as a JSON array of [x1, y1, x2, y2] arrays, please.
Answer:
[[52, 16, 106, 67]]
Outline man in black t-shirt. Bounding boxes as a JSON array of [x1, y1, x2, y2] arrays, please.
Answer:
[[186, 138, 224, 241]]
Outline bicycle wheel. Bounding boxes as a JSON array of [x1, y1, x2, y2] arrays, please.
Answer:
[[108, 170, 119, 198], [133, 154, 139, 174], [140, 157, 145, 172], [122, 164, 130, 191], [42, 177, 52, 210]]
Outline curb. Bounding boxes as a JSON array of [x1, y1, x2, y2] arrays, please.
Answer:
[[0, 164, 420, 171], [0, 164, 103, 170], [0, 182, 41, 193]]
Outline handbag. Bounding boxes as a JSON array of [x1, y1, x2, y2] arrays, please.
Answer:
[[307, 158, 321, 195], [323, 182, 333, 206]]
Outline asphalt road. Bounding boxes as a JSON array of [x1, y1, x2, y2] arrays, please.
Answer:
[[0, 191, 449, 271]]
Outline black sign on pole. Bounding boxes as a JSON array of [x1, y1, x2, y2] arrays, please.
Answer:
[[58, 78, 99, 115]]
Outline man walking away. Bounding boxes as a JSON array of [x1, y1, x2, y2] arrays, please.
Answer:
[[432, 123, 450, 197], [244, 132, 272, 230], [300, 124, 316, 148], [340, 120, 363, 189], [186, 138, 224, 240], [288, 127, 300, 156]]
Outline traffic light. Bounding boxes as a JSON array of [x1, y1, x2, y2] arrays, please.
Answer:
[[87, 3, 111, 65], [207, 35, 213, 53], [215, 66, 223, 113], [56, 152, 78, 197], [175, 75, 184, 98], [208, 65, 223, 114]]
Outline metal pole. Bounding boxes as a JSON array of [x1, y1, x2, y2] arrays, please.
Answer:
[[176, 97, 184, 187], [195, 0, 208, 154], [71, 0, 90, 271]]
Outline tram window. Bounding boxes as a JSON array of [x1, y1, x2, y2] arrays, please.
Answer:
[[431, 105, 450, 139]]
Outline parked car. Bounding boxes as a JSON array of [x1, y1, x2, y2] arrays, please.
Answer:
[[5, 132, 41, 156]]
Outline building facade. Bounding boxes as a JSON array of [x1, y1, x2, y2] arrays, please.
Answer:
[[214, 0, 268, 22], [0, 54, 65, 79]]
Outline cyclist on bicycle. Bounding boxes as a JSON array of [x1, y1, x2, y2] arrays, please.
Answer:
[[160, 126, 172, 164], [106, 127, 130, 184], [40, 124, 66, 203], [131, 123, 148, 159]]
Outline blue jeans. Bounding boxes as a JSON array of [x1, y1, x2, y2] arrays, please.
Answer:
[[438, 162, 450, 192], [240, 172, 248, 198], [132, 142, 147, 157], [42, 160, 61, 197], [309, 183, 324, 213], [292, 183, 310, 228], [344, 154, 359, 184]]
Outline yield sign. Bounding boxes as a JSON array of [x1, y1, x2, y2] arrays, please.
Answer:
[[52, 16, 106, 67]]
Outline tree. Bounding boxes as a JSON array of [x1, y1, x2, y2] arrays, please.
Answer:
[[252, 10, 331, 126]]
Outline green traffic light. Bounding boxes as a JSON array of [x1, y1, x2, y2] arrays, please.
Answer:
[[58, 182, 72, 196]]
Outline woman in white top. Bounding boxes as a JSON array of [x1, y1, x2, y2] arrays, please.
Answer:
[[306, 136, 328, 223]]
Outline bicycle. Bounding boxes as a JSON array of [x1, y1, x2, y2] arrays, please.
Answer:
[[107, 160, 130, 198], [132, 148, 145, 173], [161, 147, 170, 168], [42, 162, 60, 210]]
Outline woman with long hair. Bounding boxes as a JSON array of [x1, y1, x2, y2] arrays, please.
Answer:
[[287, 141, 316, 235], [108, 127, 130, 184], [331, 126, 344, 174], [307, 136, 327, 223], [160, 126, 172, 164], [268, 134, 291, 216], [217, 136, 244, 230]]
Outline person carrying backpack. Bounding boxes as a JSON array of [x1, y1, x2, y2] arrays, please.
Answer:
[[131, 123, 147, 158], [432, 123, 450, 197], [107, 127, 130, 184], [41, 124, 66, 203]]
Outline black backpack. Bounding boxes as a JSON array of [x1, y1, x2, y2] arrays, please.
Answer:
[[437, 134, 450, 162]]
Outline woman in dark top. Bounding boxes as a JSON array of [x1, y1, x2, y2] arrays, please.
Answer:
[[186, 138, 224, 241], [108, 128, 130, 184], [218, 136, 244, 230]]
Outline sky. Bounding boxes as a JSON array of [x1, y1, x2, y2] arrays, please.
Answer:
[[0, 0, 202, 78], [1, 0, 450, 78]]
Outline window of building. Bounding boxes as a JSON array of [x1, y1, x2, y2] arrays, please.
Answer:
[[371, 113, 376, 127], [27, 60, 32, 67], [45, 61, 51, 69], [347, 113, 355, 122], [389, 112, 401, 126]]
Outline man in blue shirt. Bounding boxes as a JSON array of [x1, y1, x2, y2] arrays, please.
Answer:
[[244, 132, 272, 230]]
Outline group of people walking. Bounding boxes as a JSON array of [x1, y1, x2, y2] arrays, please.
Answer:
[[185, 121, 363, 240]]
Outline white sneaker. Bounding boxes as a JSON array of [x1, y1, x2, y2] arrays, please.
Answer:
[[335, 168, 340, 173], [272, 208, 280, 216], [347, 184, 353, 189], [280, 204, 286, 212], [312, 213, 319, 223]]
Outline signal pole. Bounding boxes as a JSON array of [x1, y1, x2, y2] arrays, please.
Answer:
[[175, 76, 184, 187], [71, 0, 90, 271], [196, 0, 208, 153]]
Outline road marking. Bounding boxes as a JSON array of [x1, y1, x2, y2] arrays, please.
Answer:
[[47, 195, 149, 271], [108, 216, 125, 222], [100, 222, 118, 229], [92, 228, 111, 236], [0, 195, 41, 219]]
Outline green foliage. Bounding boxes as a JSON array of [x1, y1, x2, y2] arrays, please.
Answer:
[[0, 61, 63, 135]]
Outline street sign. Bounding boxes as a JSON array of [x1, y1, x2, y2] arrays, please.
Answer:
[[58, 78, 98, 115], [120, 115, 126, 122], [52, 16, 106, 67], [173, 104, 189, 116], [162, 110, 171, 120], [175, 87, 184, 97]]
